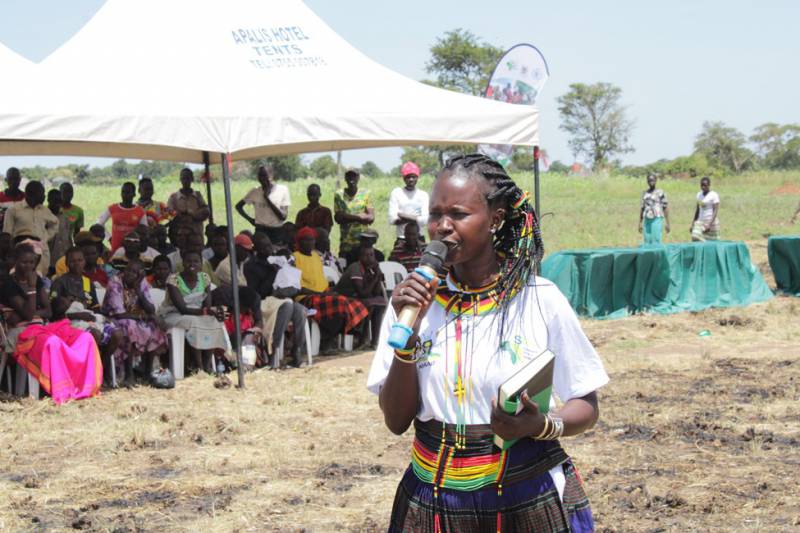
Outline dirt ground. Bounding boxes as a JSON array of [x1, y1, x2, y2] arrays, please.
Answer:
[[1, 244, 798, 532]]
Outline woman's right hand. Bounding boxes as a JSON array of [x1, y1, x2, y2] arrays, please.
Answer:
[[391, 272, 438, 331], [23, 270, 38, 289]]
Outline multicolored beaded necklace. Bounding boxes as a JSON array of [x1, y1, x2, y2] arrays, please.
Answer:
[[435, 273, 502, 448], [427, 272, 525, 533]]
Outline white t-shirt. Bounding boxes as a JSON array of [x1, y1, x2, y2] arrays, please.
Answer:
[[367, 276, 609, 424], [243, 184, 291, 228], [388, 187, 429, 238], [696, 191, 720, 224]]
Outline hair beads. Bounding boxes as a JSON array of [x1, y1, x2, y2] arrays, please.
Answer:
[[440, 153, 544, 344]]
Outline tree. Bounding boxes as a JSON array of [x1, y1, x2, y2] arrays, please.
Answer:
[[70, 164, 90, 183], [547, 160, 570, 174], [557, 82, 635, 168], [749, 122, 800, 170], [412, 29, 503, 167], [249, 155, 307, 182], [360, 161, 383, 178], [111, 159, 130, 180], [693, 121, 754, 173], [424, 28, 503, 96], [309, 155, 338, 180]]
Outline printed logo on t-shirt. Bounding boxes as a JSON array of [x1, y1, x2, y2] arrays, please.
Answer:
[[415, 338, 442, 368]]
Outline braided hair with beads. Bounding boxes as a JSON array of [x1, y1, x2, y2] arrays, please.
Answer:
[[440, 152, 544, 316]]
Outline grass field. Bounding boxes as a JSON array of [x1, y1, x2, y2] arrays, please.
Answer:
[[71, 170, 800, 253], [1, 169, 799, 531]]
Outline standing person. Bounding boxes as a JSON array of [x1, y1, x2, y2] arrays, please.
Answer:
[[295, 183, 333, 233], [59, 182, 84, 237], [137, 177, 174, 227], [167, 168, 210, 237], [96, 182, 148, 253], [3, 181, 59, 275], [47, 189, 73, 274], [334, 169, 374, 259], [0, 167, 25, 228], [638, 173, 670, 245], [0, 167, 25, 204], [367, 154, 608, 532], [691, 176, 721, 241], [235, 165, 290, 244], [388, 221, 423, 273], [388, 161, 429, 246]]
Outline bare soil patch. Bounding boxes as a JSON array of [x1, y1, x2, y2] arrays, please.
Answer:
[[769, 182, 800, 196], [1, 291, 798, 530]]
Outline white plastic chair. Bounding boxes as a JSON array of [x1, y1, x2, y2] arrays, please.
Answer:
[[323, 265, 341, 286], [379, 261, 409, 292], [271, 315, 314, 369]]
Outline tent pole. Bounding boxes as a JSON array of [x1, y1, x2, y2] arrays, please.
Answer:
[[533, 145, 541, 275], [221, 153, 245, 388], [203, 151, 214, 224]]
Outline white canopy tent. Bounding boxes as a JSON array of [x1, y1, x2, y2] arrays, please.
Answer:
[[0, 0, 538, 162], [0, 0, 542, 386]]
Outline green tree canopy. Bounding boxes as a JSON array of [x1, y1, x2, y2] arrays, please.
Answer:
[[309, 155, 338, 180], [360, 161, 383, 178], [249, 155, 307, 182], [111, 159, 130, 180], [425, 28, 503, 96], [557, 82, 635, 168], [693, 121, 754, 173], [749, 122, 800, 170]]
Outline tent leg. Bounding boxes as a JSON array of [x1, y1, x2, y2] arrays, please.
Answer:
[[203, 151, 214, 224], [221, 153, 245, 389], [533, 145, 541, 275]]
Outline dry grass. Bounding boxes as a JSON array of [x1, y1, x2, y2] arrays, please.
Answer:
[[1, 246, 799, 532]]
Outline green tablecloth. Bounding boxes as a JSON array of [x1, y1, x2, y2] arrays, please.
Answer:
[[768, 236, 800, 295], [541, 241, 773, 318]]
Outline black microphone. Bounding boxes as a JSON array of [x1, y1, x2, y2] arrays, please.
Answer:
[[387, 240, 448, 349]]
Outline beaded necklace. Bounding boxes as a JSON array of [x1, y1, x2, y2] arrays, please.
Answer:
[[427, 272, 525, 533], [433, 273, 507, 449]]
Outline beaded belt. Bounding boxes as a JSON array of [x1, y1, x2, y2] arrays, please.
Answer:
[[410, 418, 568, 492]]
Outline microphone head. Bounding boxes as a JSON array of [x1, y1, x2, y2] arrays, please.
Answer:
[[420, 240, 448, 273]]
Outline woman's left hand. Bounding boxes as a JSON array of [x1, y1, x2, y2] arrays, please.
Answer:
[[490, 392, 546, 441]]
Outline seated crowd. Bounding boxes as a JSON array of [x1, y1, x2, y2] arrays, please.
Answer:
[[0, 163, 425, 402]]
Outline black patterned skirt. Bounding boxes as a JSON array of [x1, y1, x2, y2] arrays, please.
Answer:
[[388, 419, 594, 532]]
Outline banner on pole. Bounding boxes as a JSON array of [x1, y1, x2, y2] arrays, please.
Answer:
[[478, 43, 549, 166]]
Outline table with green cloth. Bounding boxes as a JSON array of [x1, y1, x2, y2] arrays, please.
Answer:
[[768, 236, 800, 295], [541, 241, 773, 318]]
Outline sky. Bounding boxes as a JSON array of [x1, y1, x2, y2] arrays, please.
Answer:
[[1, 0, 798, 172]]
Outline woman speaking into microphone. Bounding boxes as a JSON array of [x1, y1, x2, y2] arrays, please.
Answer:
[[367, 154, 609, 532]]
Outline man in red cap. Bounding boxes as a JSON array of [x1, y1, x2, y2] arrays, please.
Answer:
[[388, 161, 428, 249]]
